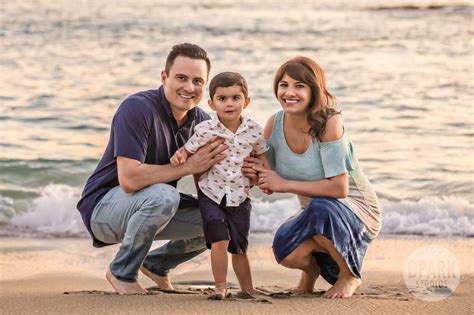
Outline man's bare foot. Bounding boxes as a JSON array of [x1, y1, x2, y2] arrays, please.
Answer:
[[322, 275, 361, 299], [105, 270, 147, 295], [139, 266, 174, 290]]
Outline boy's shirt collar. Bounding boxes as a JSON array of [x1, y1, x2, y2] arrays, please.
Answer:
[[210, 114, 251, 135]]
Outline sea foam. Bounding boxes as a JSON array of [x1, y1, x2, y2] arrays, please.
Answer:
[[5, 184, 473, 237], [9, 184, 85, 236]]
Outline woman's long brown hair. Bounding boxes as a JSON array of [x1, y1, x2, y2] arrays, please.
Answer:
[[273, 56, 340, 139]]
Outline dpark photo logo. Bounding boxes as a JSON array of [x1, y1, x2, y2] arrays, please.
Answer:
[[403, 246, 460, 302]]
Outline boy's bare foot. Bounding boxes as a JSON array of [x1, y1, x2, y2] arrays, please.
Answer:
[[207, 293, 226, 300], [140, 266, 174, 290], [105, 270, 147, 295], [240, 288, 269, 296], [322, 275, 361, 299], [289, 287, 313, 294], [208, 282, 227, 300]]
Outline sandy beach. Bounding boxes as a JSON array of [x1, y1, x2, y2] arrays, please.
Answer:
[[1, 235, 472, 314], [1, 1, 472, 314]]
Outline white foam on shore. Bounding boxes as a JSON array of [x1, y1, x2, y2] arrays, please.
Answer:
[[0, 195, 15, 223], [380, 195, 474, 236], [4, 184, 473, 237], [9, 184, 85, 236], [250, 198, 301, 233], [252, 195, 474, 236]]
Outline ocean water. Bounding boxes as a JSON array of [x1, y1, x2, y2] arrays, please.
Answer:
[[1, 0, 472, 237]]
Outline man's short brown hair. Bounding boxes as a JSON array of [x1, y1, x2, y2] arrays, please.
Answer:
[[165, 43, 211, 79]]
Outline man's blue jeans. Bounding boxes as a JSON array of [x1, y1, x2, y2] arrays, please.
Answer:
[[90, 183, 206, 283]]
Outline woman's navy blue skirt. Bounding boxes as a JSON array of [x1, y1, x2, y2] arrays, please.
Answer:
[[272, 197, 373, 285]]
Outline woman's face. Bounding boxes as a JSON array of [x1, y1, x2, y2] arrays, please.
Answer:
[[276, 73, 312, 115]]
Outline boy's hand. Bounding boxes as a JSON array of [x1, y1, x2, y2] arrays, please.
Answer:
[[255, 166, 288, 193], [171, 148, 188, 166], [242, 155, 263, 185]]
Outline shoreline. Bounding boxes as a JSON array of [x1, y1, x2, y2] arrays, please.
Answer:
[[1, 235, 473, 314]]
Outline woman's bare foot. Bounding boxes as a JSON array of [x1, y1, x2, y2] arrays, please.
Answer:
[[290, 269, 319, 294], [139, 266, 174, 290], [105, 270, 147, 295], [322, 275, 361, 299], [289, 287, 313, 294]]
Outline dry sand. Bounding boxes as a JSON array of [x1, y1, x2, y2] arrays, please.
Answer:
[[1, 235, 472, 314]]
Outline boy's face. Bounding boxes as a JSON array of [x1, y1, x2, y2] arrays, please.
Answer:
[[208, 85, 250, 124], [162, 56, 208, 116]]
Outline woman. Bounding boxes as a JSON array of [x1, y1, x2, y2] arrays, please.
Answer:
[[244, 56, 381, 298]]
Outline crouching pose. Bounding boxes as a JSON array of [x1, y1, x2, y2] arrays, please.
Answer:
[[77, 44, 227, 294], [244, 56, 382, 298]]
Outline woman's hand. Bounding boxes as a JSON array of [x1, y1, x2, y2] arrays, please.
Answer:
[[254, 165, 289, 193]]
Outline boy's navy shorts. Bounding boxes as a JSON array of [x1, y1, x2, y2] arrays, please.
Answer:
[[197, 190, 251, 255]]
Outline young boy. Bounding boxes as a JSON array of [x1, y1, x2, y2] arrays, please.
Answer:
[[170, 72, 269, 299]]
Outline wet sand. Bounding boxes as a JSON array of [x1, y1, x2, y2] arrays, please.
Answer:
[[1, 235, 472, 314]]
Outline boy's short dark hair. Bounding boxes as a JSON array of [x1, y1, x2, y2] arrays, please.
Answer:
[[165, 43, 211, 79], [209, 72, 248, 100]]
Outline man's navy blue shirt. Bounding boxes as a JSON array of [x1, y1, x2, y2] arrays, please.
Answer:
[[77, 86, 210, 247]]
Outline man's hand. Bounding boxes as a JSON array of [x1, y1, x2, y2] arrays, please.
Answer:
[[185, 138, 228, 174], [170, 147, 189, 166]]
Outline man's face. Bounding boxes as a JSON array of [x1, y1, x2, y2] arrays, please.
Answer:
[[162, 56, 208, 117]]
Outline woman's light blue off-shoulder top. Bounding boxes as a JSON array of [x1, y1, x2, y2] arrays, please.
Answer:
[[266, 110, 382, 236]]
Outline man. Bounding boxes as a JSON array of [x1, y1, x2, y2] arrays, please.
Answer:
[[77, 43, 227, 295]]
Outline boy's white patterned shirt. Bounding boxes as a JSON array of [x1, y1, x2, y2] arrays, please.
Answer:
[[185, 115, 268, 206]]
